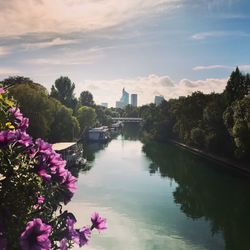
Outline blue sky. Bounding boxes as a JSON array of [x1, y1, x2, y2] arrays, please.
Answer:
[[0, 0, 250, 106]]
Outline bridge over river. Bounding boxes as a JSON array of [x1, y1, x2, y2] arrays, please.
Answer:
[[112, 117, 143, 123]]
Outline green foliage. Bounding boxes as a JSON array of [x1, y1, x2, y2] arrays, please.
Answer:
[[8, 81, 79, 142], [224, 67, 249, 104], [79, 91, 95, 107], [123, 105, 139, 118], [1, 76, 40, 88], [190, 127, 205, 148], [0, 144, 42, 249], [3, 76, 115, 142], [223, 97, 250, 159], [76, 106, 97, 134], [141, 68, 250, 161], [95, 106, 113, 126], [0, 88, 107, 249], [49, 99, 80, 142], [9, 83, 53, 139], [50, 76, 77, 110]]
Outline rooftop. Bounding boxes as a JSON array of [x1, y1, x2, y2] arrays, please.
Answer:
[[52, 142, 76, 151]]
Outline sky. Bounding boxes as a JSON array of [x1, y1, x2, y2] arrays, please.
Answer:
[[0, 0, 250, 106]]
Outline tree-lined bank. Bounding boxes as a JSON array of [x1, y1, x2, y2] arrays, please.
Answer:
[[1, 76, 117, 143], [1, 67, 249, 166], [140, 67, 250, 164]]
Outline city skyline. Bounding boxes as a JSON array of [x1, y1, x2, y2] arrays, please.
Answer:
[[0, 1, 250, 106]]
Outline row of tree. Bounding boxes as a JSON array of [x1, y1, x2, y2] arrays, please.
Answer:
[[1, 76, 116, 142], [139, 67, 250, 161]]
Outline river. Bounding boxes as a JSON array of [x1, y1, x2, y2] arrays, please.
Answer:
[[68, 124, 250, 250]]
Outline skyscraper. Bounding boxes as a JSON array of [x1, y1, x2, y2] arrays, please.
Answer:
[[131, 94, 138, 107], [120, 88, 129, 106], [116, 88, 129, 108], [154, 96, 164, 106]]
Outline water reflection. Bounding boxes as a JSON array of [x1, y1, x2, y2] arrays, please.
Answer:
[[121, 123, 141, 140], [143, 142, 250, 250], [79, 123, 141, 172]]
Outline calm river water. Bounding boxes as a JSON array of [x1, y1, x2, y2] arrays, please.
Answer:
[[68, 125, 250, 250]]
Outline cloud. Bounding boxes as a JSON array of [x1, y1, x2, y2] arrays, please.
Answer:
[[0, 47, 10, 57], [193, 64, 250, 72], [76, 74, 228, 106], [192, 65, 233, 71], [0, 68, 21, 76], [0, 0, 182, 36], [191, 31, 250, 40], [24, 47, 104, 65], [238, 65, 250, 72], [22, 38, 79, 49]]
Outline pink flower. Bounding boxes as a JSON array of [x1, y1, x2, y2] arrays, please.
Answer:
[[78, 227, 91, 247], [18, 117, 29, 131], [16, 130, 33, 147], [20, 218, 52, 250], [37, 168, 51, 182], [37, 196, 45, 205], [66, 214, 77, 239], [33, 196, 45, 209], [0, 87, 5, 94], [59, 238, 68, 250], [35, 138, 53, 155], [91, 213, 107, 232], [0, 130, 32, 147], [9, 107, 23, 121], [62, 171, 77, 193]]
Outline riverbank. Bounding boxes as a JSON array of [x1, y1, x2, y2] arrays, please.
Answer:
[[169, 139, 250, 176]]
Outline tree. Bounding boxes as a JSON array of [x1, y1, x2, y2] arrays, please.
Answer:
[[76, 106, 97, 135], [202, 94, 232, 154], [95, 106, 112, 126], [223, 97, 250, 159], [224, 67, 248, 104], [1, 76, 35, 87], [48, 100, 80, 142], [123, 105, 139, 118], [8, 81, 80, 142], [79, 91, 95, 107], [190, 127, 205, 148], [50, 76, 77, 110], [9, 83, 54, 139], [171, 92, 207, 143]]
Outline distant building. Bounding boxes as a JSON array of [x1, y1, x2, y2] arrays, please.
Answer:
[[101, 102, 108, 108], [115, 101, 124, 109], [131, 94, 138, 107], [116, 88, 129, 109], [120, 88, 129, 106], [154, 96, 164, 106]]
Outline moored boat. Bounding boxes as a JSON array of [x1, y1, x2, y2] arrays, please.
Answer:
[[52, 142, 87, 167], [110, 121, 123, 135], [88, 126, 110, 142]]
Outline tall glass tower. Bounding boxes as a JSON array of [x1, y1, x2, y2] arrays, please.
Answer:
[[116, 88, 129, 108], [120, 88, 129, 106]]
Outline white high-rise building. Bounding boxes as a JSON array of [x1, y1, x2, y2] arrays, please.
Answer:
[[116, 88, 129, 109], [131, 94, 138, 107]]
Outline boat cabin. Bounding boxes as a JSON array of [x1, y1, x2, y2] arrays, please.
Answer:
[[88, 126, 110, 142], [110, 121, 123, 134], [52, 142, 85, 166]]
